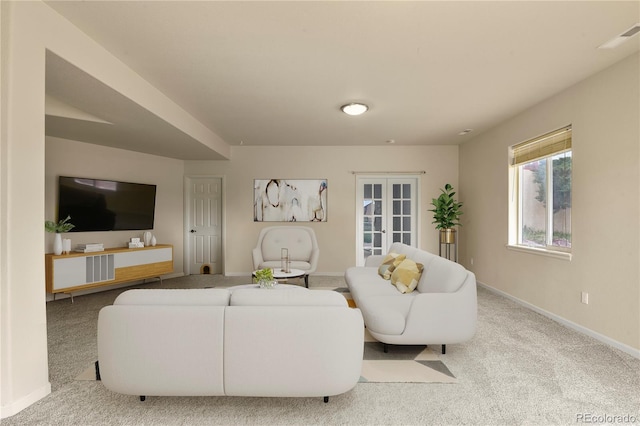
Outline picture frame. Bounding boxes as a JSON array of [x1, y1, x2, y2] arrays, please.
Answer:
[[254, 179, 327, 222]]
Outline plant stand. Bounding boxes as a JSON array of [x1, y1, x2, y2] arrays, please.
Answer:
[[438, 228, 457, 262]]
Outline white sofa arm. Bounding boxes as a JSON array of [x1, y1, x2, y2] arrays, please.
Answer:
[[308, 248, 320, 274], [252, 247, 264, 270], [402, 276, 477, 343]]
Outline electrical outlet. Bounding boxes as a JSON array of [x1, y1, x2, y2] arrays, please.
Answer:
[[581, 292, 589, 304]]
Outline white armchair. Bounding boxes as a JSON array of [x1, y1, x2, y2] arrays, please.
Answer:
[[252, 226, 319, 287]]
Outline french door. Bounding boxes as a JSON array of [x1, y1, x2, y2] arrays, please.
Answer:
[[356, 177, 419, 266]]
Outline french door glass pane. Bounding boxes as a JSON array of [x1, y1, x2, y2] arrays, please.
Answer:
[[403, 184, 410, 197], [391, 183, 412, 245], [363, 183, 385, 259], [393, 200, 401, 215]]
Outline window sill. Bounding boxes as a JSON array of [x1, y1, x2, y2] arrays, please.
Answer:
[[506, 244, 572, 261]]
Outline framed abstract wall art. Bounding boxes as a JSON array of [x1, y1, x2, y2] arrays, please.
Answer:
[[254, 179, 327, 222]]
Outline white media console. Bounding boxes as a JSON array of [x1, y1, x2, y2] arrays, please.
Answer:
[[46, 244, 173, 295]]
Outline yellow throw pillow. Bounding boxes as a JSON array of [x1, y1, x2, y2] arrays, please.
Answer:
[[377, 253, 406, 280], [391, 259, 424, 293]]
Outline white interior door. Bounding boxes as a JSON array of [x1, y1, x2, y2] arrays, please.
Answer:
[[187, 177, 222, 274], [357, 177, 418, 266]]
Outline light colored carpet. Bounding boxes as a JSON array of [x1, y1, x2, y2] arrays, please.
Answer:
[[4, 274, 639, 425]]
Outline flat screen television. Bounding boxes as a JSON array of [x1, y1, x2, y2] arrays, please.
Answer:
[[58, 176, 156, 232]]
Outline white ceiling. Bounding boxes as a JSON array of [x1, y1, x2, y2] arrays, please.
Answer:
[[44, 1, 640, 159]]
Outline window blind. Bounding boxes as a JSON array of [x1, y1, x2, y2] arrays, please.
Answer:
[[511, 126, 572, 166]]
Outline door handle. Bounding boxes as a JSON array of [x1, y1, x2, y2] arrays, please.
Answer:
[[381, 230, 386, 233], [190, 229, 196, 233]]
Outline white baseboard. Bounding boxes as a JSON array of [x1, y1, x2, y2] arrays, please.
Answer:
[[0, 382, 51, 419], [478, 281, 640, 360]]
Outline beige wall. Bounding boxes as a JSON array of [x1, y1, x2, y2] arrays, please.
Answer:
[[459, 53, 640, 352], [0, 1, 226, 417], [185, 145, 459, 275], [45, 137, 185, 287]]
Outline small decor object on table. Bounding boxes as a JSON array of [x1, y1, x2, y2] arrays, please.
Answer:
[[280, 248, 291, 273], [75, 243, 104, 253], [128, 237, 144, 249], [151, 235, 157, 246], [62, 238, 71, 254], [45, 215, 75, 255], [253, 268, 277, 289]]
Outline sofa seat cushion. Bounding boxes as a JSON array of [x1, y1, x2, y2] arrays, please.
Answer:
[[230, 289, 346, 307], [114, 289, 230, 306], [358, 295, 415, 335], [345, 267, 402, 301]]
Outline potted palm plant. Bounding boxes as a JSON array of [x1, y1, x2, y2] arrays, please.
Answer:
[[429, 184, 463, 244]]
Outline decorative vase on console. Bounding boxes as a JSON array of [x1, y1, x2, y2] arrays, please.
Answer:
[[45, 215, 75, 255], [151, 235, 157, 247], [63, 238, 71, 254], [143, 231, 152, 247], [53, 234, 63, 256]]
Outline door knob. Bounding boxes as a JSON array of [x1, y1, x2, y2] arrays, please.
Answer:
[[190, 230, 196, 233]]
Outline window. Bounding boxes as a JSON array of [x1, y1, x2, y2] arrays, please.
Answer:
[[510, 126, 572, 255]]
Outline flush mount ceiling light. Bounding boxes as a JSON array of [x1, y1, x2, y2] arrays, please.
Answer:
[[341, 103, 369, 116], [598, 23, 640, 49], [458, 129, 474, 136]]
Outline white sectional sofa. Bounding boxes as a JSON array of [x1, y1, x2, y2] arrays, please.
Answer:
[[345, 243, 477, 353], [97, 287, 363, 402]]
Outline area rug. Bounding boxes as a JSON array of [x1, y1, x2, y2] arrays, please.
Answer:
[[360, 329, 457, 383]]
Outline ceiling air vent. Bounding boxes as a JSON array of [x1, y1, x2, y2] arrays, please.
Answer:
[[599, 23, 640, 49]]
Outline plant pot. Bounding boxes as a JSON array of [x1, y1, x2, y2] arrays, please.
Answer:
[[439, 228, 457, 244]]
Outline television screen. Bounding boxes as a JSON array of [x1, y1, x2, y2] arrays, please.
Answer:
[[58, 176, 156, 232]]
